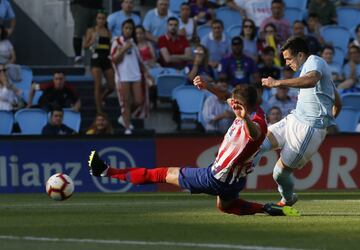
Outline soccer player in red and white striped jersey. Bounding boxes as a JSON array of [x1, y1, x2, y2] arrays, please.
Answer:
[[88, 76, 299, 216]]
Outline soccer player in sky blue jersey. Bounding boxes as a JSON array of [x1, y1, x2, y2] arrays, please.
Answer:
[[257, 37, 342, 206]]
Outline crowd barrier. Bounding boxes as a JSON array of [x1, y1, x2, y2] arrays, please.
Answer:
[[0, 134, 359, 193]]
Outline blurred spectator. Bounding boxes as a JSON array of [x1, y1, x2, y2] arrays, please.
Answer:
[[27, 72, 81, 112], [267, 106, 282, 125], [257, 23, 282, 66], [308, 0, 336, 25], [111, 19, 150, 135], [200, 19, 231, 68], [226, 0, 271, 27], [86, 113, 114, 135], [337, 45, 360, 93], [260, 0, 291, 44], [135, 25, 158, 69], [350, 24, 360, 48], [268, 86, 296, 116], [253, 81, 270, 113], [190, 0, 215, 26], [41, 106, 76, 135], [0, 25, 14, 64], [158, 17, 192, 69], [258, 46, 281, 80], [281, 65, 297, 98], [0, 0, 15, 36], [320, 45, 343, 85], [218, 36, 259, 87], [0, 64, 22, 111], [70, 0, 103, 64], [292, 20, 321, 55], [306, 13, 324, 45], [184, 44, 215, 84], [143, 0, 176, 43], [107, 0, 141, 38], [240, 18, 259, 62], [179, 2, 197, 42], [83, 10, 115, 114], [202, 78, 234, 133]]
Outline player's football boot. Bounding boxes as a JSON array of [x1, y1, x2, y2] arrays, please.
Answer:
[[88, 150, 108, 176], [276, 193, 298, 207], [263, 203, 300, 216]]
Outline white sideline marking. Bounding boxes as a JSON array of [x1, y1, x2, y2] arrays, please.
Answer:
[[0, 235, 305, 250]]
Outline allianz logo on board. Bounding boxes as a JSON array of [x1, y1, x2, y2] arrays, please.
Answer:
[[91, 147, 136, 193]]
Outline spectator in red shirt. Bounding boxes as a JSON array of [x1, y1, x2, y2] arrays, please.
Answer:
[[27, 71, 81, 112], [158, 17, 192, 69]]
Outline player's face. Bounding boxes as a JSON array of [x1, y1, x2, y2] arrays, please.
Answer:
[[283, 50, 303, 71], [228, 98, 248, 119]]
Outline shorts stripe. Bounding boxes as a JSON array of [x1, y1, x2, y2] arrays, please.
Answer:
[[289, 127, 314, 168]]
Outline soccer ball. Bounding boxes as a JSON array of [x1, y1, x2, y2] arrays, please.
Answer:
[[46, 173, 74, 201]]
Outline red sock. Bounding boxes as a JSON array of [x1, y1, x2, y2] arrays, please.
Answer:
[[107, 167, 168, 184], [218, 198, 264, 215]]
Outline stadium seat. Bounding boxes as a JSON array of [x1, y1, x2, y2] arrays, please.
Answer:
[[149, 67, 179, 79], [283, 0, 308, 9], [197, 25, 212, 40], [227, 24, 242, 39], [215, 7, 242, 30], [341, 93, 360, 110], [63, 108, 81, 132], [336, 7, 360, 30], [335, 107, 360, 132], [15, 108, 48, 135], [12, 65, 33, 103], [156, 74, 187, 100], [320, 25, 352, 53], [0, 110, 14, 135], [172, 85, 206, 129], [284, 7, 304, 24], [169, 0, 186, 15], [333, 47, 346, 66]]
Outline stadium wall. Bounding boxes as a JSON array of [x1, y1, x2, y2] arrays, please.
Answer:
[[0, 134, 359, 193]]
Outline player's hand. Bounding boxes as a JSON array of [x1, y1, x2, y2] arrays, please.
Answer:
[[261, 76, 278, 88], [193, 75, 208, 90]]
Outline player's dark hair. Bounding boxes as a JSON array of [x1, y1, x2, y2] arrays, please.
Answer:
[[281, 36, 309, 56], [232, 85, 258, 108]]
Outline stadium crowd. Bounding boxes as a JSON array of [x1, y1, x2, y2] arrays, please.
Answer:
[[1, 0, 360, 135]]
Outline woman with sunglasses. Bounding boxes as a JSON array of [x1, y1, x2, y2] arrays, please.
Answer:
[[240, 18, 258, 63]]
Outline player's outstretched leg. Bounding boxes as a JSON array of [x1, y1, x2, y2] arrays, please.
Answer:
[[88, 150, 168, 184], [263, 203, 300, 216]]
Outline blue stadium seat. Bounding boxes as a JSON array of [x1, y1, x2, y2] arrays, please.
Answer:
[[335, 107, 360, 132], [197, 25, 212, 40], [63, 108, 81, 132], [149, 67, 179, 79], [320, 25, 352, 53], [11, 66, 33, 103], [283, 0, 308, 9], [169, 0, 186, 15], [172, 85, 206, 129], [15, 108, 48, 135], [333, 47, 346, 66], [341, 93, 360, 110], [227, 24, 242, 39], [0, 110, 14, 135], [215, 7, 242, 30], [284, 7, 304, 24], [156, 74, 187, 100], [336, 7, 360, 30]]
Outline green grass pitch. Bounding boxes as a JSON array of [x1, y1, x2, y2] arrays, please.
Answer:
[[1, 191, 360, 250]]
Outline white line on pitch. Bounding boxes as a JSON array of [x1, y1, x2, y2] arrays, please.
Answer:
[[0, 235, 307, 250]]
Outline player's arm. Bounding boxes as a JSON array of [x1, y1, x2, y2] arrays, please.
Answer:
[[193, 75, 230, 101], [332, 89, 342, 118], [243, 116, 261, 141], [262, 70, 321, 88]]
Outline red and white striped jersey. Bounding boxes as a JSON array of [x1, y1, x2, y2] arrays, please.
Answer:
[[211, 107, 267, 184]]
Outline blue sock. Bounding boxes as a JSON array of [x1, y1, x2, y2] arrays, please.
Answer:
[[273, 163, 294, 202], [252, 137, 272, 167]]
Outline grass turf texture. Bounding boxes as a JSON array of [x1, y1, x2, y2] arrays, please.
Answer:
[[1, 192, 360, 250]]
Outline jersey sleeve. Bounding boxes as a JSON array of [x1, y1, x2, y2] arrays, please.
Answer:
[[305, 55, 323, 77]]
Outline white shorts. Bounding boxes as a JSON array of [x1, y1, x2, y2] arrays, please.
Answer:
[[268, 113, 327, 169]]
